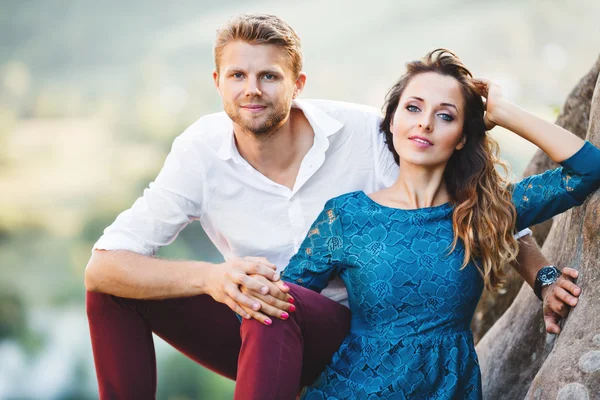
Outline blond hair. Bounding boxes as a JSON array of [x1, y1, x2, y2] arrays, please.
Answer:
[[214, 13, 303, 78]]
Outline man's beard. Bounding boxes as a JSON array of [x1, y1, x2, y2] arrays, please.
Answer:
[[227, 101, 290, 137]]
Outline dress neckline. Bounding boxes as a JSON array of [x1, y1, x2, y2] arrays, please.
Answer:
[[358, 191, 453, 213]]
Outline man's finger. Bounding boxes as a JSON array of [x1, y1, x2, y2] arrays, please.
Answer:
[[225, 284, 261, 311], [556, 277, 581, 299], [235, 273, 270, 294], [543, 314, 561, 334], [240, 261, 278, 281], [547, 290, 571, 318], [249, 275, 292, 301], [224, 298, 250, 320], [553, 285, 579, 308], [561, 267, 580, 280], [242, 256, 277, 270]]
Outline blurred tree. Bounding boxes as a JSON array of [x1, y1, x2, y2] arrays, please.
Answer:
[[0, 288, 26, 340]]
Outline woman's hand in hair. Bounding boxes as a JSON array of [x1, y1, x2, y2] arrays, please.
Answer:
[[473, 77, 504, 131]]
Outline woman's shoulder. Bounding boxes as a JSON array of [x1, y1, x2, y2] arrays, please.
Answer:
[[324, 191, 366, 209]]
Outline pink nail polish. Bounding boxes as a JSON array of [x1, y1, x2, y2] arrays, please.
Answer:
[[281, 312, 289, 319], [282, 282, 289, 288], [289, 304, 296, 312], [264, 319, 272, 326], [288, 297, 295, 304]]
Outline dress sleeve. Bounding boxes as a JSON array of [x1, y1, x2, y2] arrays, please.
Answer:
[[281, 199, 345, 293], [513, 141, 600, 231]]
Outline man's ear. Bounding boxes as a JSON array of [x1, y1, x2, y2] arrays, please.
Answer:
[[213, 70, 221, 93], [293, 72, 307, 99]]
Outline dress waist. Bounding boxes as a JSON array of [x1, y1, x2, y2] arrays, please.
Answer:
[[350, 320, 472, 341]]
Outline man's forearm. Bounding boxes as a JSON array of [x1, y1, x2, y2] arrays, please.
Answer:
[[85, 249, 211, 300], [511, 235, 548, 289]]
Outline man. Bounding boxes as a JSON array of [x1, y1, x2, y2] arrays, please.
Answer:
[[85, 13, 582, 399]]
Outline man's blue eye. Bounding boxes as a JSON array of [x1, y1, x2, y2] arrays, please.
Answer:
[[263, 74, 275, 80], [233, 73, 243, 78]]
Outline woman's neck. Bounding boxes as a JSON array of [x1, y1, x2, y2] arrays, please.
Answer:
[[386, 161, 450, 209]]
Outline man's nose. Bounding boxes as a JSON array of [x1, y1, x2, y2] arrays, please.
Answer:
[[245, 77, 262, 97]]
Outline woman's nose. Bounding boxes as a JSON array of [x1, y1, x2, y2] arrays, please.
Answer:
[[418, 116, 432, 132]]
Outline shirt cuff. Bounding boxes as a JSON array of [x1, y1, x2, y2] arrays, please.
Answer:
[[513, 228, 533, 240], [93, 233, 156, 256]]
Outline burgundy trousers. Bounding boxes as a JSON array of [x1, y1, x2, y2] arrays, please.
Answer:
[[86, 283, 351, 400]]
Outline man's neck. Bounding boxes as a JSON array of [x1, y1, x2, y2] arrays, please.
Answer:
[[234, 108, 314, 190]]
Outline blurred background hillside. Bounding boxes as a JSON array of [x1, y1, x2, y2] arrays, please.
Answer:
[[1, 0, 599, 398]]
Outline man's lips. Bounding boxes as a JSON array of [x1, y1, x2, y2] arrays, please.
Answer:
[[409, 136, 434, 147], [240, 105, 267, 110]]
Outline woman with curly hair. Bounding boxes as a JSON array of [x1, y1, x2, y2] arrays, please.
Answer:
[[240, 49, 600, 399]]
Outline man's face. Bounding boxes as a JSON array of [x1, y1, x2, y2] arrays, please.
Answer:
[[214, 41, 305, 136]]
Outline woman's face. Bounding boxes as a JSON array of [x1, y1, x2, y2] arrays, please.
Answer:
[[391, 72, 466, 169]]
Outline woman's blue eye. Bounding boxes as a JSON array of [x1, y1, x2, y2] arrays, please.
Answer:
[[406, 105, 419, 112], [438, 113, 454, 122]]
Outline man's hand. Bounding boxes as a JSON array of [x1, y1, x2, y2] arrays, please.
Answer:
[[203, 256, 293, 325], [541, 267, 581, 334]]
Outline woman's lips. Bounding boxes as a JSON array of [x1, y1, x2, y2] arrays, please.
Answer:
[[409, 136, 434, 148]]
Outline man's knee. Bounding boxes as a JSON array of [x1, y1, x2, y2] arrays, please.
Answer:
[[86, 290, 117, 318]]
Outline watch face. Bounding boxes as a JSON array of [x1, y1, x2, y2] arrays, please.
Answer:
[[540, 267, 558, 284]]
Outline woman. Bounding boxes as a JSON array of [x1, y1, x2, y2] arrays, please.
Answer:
[[243, 49, 600, 399]]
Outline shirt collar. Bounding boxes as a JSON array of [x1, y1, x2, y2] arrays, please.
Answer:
[[216, 99, 344, 161]]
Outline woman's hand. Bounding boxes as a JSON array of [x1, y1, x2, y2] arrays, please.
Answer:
[[473, 77, 504, 131]]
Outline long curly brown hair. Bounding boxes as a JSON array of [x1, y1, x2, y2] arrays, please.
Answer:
[[379, 49, 518, 291]]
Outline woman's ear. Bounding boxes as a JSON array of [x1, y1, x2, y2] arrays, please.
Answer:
[[455, 135, 467, 150]]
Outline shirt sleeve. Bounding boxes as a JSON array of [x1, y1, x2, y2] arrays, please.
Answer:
[[281, 199, 345, 293], [513, 141, 600, 231], [93, 134, 206, 256]]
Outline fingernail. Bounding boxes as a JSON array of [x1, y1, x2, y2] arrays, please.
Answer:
[[274, 273, 281, 280], [571, 299, 578, 306], [245, 314, 251, 319], [261, 286, 269, 294], [253, 303, 260, 310], [281, 312, 289, 319], [288, 297, 295, 304], [264, 319, 272, 326], [289, 304, 296, 312], [282, 282, 289, 288]]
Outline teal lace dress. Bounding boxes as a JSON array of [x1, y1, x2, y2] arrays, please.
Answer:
[[281, 142, 600, 399]]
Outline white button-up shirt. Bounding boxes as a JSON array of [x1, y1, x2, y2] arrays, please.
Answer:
[[94, 99, 398, 303]]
